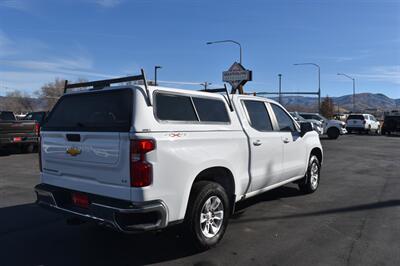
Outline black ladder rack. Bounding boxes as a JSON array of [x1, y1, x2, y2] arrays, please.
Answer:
[[63, 69, 151, 105], [199, 84, 234, 111]]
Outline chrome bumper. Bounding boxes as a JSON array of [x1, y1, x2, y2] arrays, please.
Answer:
[[35, 184, 168, 233]]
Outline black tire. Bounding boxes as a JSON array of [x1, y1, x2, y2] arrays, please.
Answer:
[[299, 155, 321, 194], [327, 127, 340, 139], [184, 181, 230, 250], [24, 144, 35, 153]]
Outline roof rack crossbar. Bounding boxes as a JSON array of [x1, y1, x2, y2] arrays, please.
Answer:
[[63, 68, 152, 105], [199, 84, 233, 111]]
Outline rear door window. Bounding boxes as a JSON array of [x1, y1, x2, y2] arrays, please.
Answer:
[[243, 100, 273, 131], [43, 89, 132, 132]]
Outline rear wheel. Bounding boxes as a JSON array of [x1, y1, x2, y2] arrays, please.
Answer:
[[327, 127, 340, 139], [299, 155, 321, 194], [184, 181, 230, 250]]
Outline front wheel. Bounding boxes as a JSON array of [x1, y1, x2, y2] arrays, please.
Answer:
[[299, 155, 321, 194], [327, 127, 340, 139], [184, 181, 230, 250]]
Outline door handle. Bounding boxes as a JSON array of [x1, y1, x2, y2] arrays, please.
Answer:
[[253, 140, 262, 146], [282, 138, 290, 143]]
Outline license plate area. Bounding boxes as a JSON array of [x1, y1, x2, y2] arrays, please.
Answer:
[[71, 192, 90, 209]]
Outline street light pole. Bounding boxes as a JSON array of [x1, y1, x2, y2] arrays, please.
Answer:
[[337, 73, 356, 112], [293, 62, 321, 112], [154, 66, 162, 86], [206, 40, 242, 64], [278, 74, 282, 104]]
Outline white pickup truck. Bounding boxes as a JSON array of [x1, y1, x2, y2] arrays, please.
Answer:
[[35, 72, 323, 250]]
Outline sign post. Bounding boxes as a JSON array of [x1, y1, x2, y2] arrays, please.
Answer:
[[222, 62, 252, 94]]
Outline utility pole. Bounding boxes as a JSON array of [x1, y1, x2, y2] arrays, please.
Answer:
[[154, 66, 162, 86], [278, 74, 282, 104], [201, 82, 211, 90]]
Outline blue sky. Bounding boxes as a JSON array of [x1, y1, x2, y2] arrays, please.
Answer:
[[0, 0, 399, 98]]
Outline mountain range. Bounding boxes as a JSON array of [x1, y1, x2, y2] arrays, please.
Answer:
[[272, 93, 400, 112], [1, 92, 399, 113]]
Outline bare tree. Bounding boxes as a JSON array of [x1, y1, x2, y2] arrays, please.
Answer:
[[321, 96, 335, 119], [4, 90, 34, 113], [35, 77, 90, 110], [35, 78, 66, 110]]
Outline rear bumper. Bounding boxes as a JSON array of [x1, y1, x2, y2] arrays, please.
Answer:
[[346, 127, 367, 132], [0, 136, 38, 146], [35, 183, 168, 233]]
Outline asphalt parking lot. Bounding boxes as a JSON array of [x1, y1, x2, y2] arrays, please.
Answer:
[[0, 134, 399, 266]]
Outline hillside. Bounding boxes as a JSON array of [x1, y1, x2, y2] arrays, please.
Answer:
[[273, 93, 399, 112], [0, 92, 399, 114]]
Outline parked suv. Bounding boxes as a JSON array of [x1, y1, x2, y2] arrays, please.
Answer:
[[346, 114, 380, 134], [298, 112, 347, 139], [35, 72, 323, 250]]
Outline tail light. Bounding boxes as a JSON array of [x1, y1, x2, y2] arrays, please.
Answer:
[[38, 136, 42, 172], [130, 139, 155, 187], [34, 123, 40, 136]]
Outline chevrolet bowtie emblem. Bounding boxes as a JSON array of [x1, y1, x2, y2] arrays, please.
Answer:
[[66, 147, 81, 156]]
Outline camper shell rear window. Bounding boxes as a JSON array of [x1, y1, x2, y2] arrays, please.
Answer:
[[42, 89, 132, 132]]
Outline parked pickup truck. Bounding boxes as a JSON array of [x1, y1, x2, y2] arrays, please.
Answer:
[[35, 73, 323, 250], [381, 111, 400, 135], [0, 111, 39, 152]]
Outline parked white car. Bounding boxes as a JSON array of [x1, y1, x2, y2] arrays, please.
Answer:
[[346, 114, 380, 134], [35, 73, 323, 250], [290, 112, 323, 135], [298, 113, 347, 139]]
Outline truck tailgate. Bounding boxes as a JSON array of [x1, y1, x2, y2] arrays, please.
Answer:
[[40, 88, 133, 198], [41, 131, 130, 187]]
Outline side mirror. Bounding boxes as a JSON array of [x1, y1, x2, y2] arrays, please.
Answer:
[[300, 122, 313, 137]]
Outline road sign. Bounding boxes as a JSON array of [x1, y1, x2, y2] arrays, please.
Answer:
[[222, 62, 252, 92]]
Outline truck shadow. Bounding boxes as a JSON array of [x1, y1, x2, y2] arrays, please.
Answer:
[[1, 192, 398, 265], [233, 186, 303, 214], [0, 186, 302, 266], [0, 203, 198, 266]]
